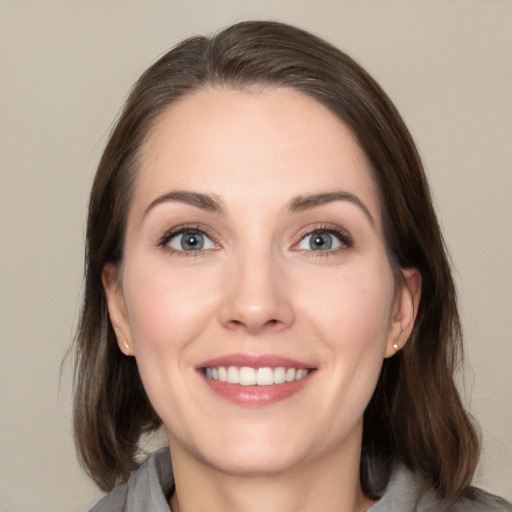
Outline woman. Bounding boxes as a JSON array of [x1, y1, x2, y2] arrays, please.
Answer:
[[73, 21, 511, 511]]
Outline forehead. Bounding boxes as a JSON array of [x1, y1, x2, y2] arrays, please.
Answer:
[[133, 86, 380, 219]]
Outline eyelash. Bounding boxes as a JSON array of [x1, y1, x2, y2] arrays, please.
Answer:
[[157, 224, 218, 258], [156, 223, 353, 257], [294, 224, 354, 256]]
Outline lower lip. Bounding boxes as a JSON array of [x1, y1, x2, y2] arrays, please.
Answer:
[[201, 372, 313, 407]]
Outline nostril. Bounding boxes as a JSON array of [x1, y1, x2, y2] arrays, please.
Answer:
[[225, 317, 281, 333]]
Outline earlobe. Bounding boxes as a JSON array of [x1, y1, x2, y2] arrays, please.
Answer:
[[102, 263, 134, 356], [385, 267, 422, 358]]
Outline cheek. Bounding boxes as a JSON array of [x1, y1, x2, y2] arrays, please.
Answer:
[[119, 257, 223, 427], [299, 260, 395, 403], [122, 257, 221, 352], [301, 262, 395, 348]]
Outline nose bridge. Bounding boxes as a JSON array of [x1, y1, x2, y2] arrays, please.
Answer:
[[220, 238, 294, 333]]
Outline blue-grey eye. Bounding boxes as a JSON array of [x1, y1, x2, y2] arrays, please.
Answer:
[[168, 232, 215, 251], [298, 231, 342, 251]]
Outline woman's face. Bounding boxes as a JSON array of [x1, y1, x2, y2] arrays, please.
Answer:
[[104, 87, 417, 477]]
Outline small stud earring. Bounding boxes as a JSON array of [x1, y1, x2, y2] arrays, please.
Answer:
[[393, 338, 399, 351], [124, 340, 131, 350]]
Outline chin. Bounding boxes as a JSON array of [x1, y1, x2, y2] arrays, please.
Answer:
[[168, 421, 308, 477], [177, 419, 358, 479], [205, 445, 305, 478]]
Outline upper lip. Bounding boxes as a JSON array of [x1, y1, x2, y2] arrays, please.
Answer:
[[197, 353, 314, 370]]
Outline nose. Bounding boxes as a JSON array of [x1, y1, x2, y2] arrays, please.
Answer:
[[219, 250, 295, 335]]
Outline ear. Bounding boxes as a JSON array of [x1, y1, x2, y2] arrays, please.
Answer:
[[385, 267, 422, 358], [102, 263, 134, 356]]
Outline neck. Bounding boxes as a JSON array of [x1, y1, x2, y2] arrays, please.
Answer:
[[168, 428, 375, 512]]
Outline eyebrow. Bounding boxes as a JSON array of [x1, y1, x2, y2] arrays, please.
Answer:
[[144, 190, 225, 217], [143, 189, 374, 225], [287, 192, 375, 225]]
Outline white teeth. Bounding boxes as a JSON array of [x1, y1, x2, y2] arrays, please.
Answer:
[[226, 366, 239, 384], [295, 369, 308, 380], [204, 366, 310, 386], [273, 366, 286, 384], [239, 367, 256, 385], [256, 367, 274, 386]]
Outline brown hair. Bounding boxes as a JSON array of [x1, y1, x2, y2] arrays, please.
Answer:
[[74, 21, 479, 498]]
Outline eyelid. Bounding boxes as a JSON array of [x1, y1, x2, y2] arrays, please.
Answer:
[[292, 223, 354, 252], [157, 223, 221, 254], [156, 222, 352, 256]]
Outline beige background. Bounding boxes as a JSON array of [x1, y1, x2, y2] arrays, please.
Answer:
[[1, 1, 511, 510]]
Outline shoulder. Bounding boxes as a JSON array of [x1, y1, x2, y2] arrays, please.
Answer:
[[88, 448, 174, 512], [370, 464, 511, 512], [452, 487, 512, 512]]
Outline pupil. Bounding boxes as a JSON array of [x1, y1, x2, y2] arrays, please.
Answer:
[[181, 233, 203, 250], [311, 232, 332, 250]]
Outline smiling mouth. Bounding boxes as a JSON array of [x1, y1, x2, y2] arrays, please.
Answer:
[[204, 366, 310, 386]]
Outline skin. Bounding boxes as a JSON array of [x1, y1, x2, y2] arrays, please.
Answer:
[[103, 87, 421, 512]]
